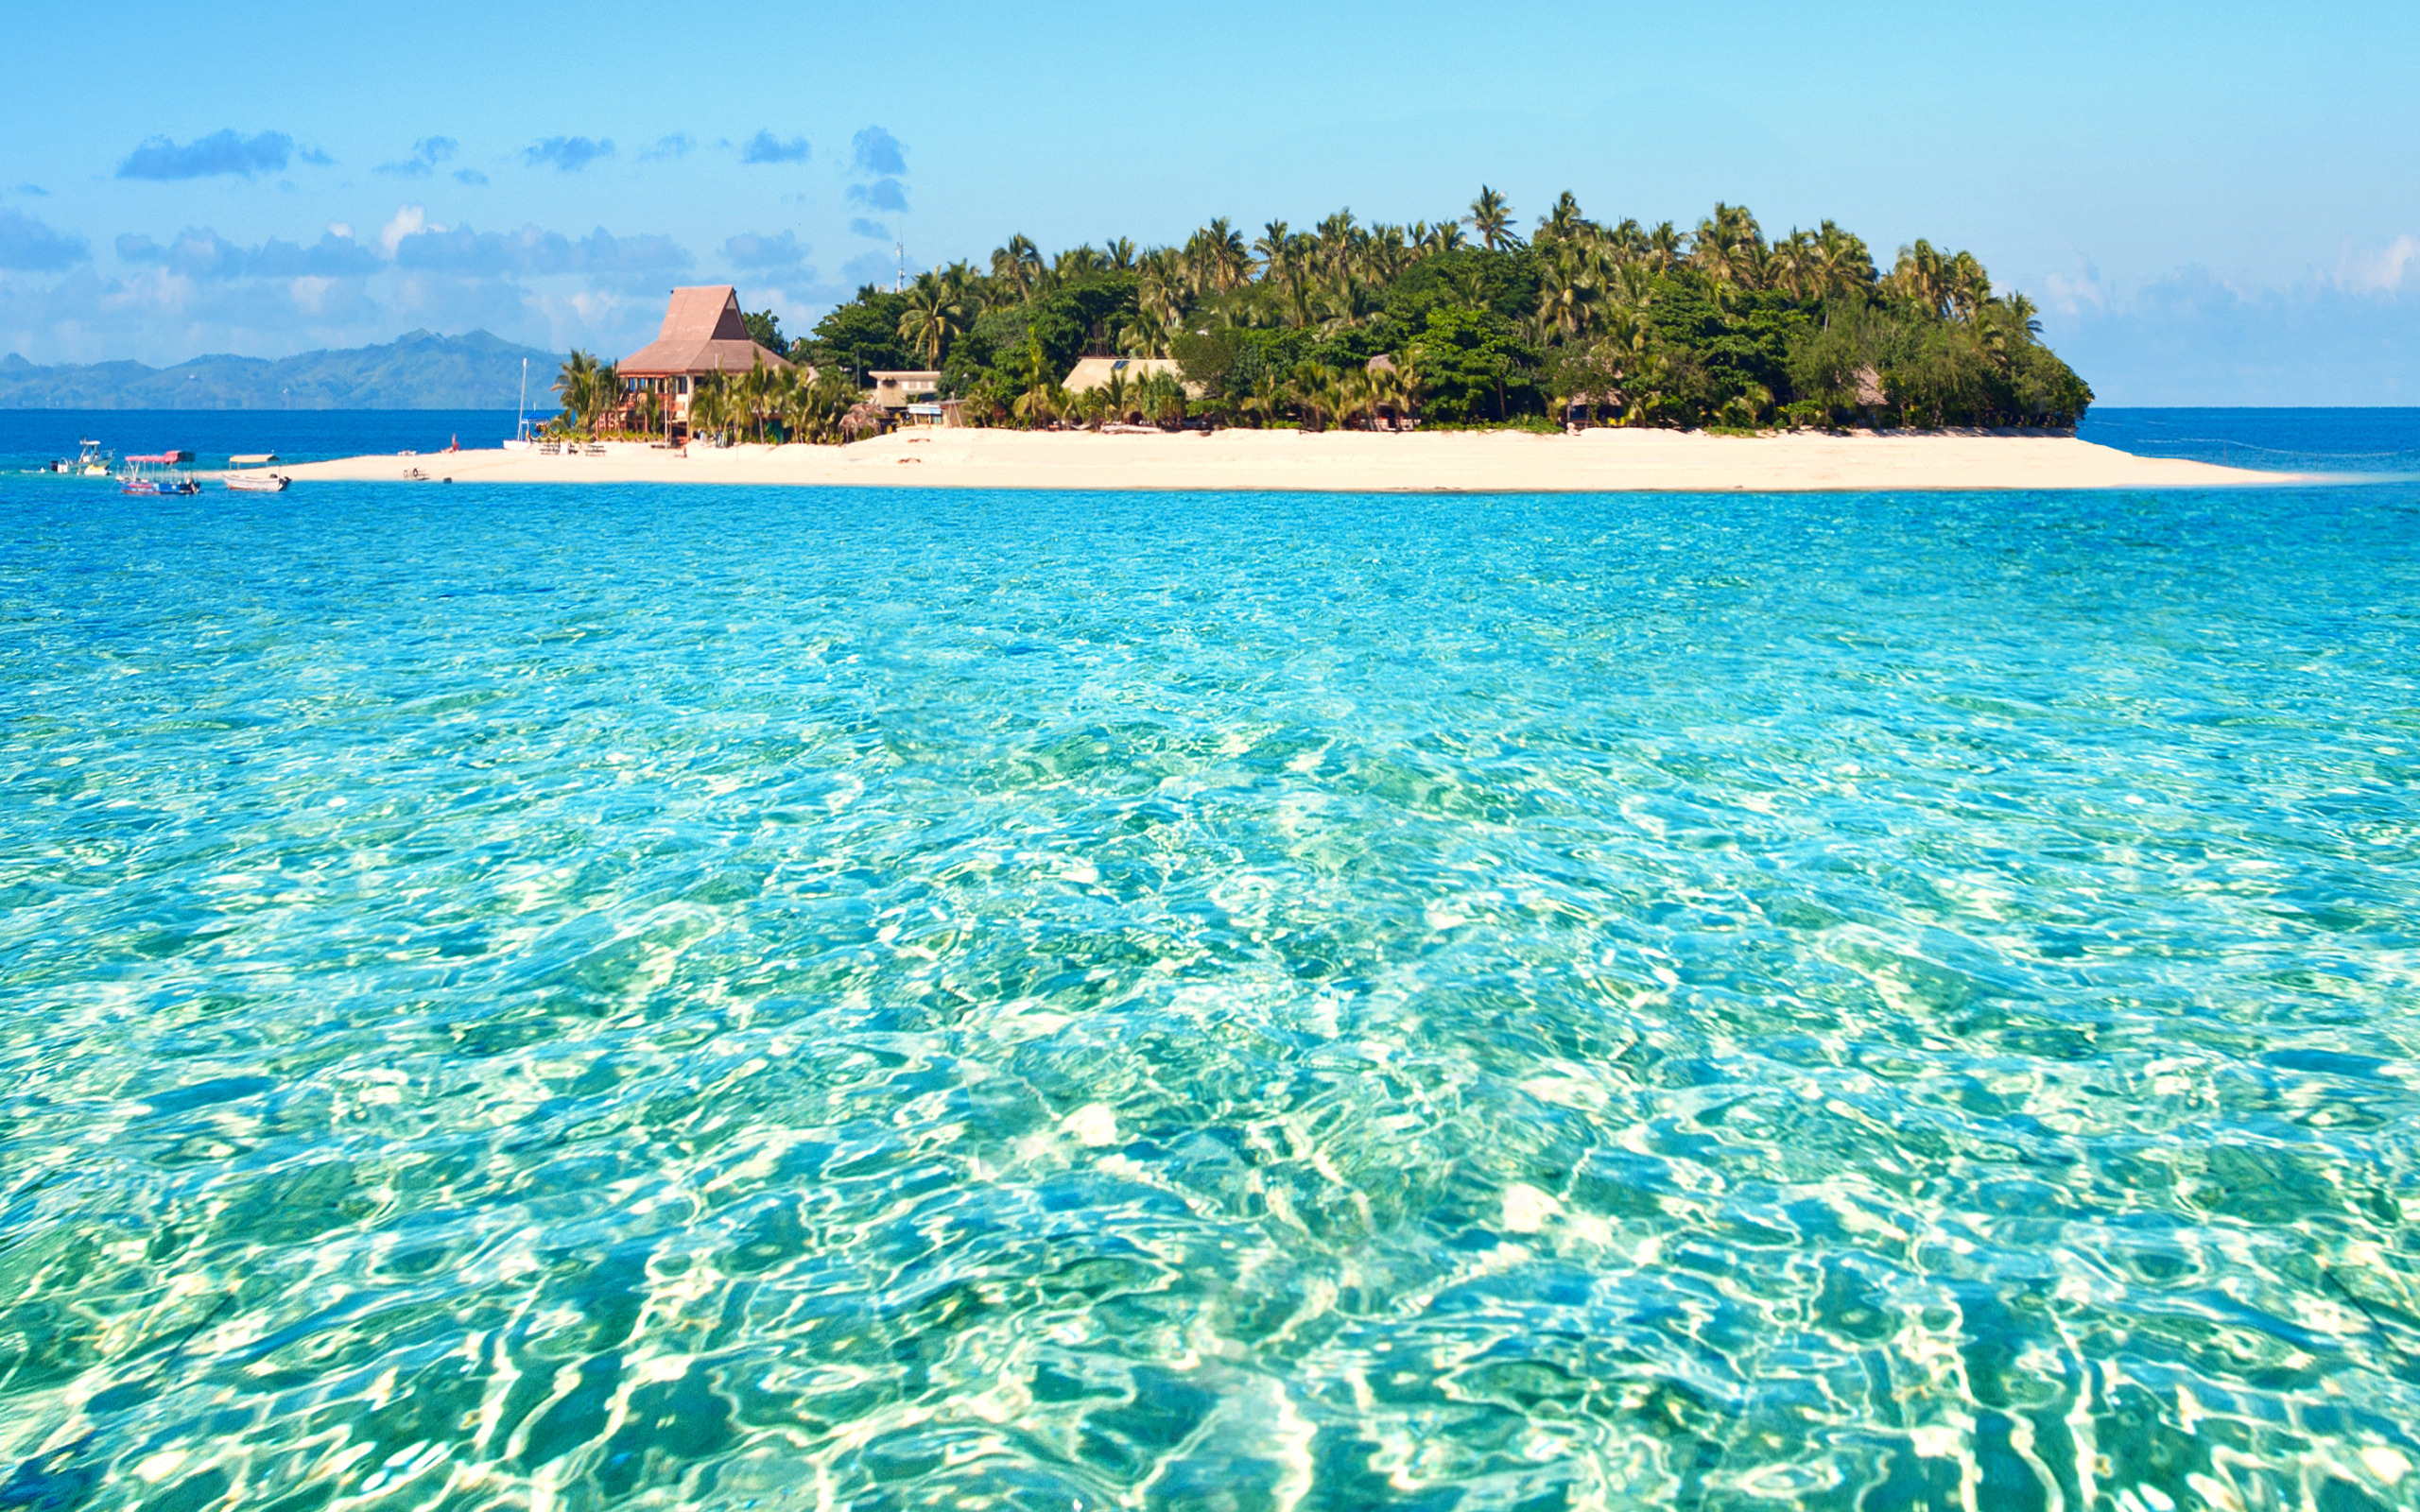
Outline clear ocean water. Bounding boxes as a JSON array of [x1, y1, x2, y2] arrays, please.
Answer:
[[2, 412, 2416, 1511]]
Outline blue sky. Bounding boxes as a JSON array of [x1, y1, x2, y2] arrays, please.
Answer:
[[1, 0, 2414, 403]]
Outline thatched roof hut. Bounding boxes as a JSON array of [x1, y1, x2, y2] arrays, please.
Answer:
[[1061, 356, 1200, 397], [619, 286, 791, 379]]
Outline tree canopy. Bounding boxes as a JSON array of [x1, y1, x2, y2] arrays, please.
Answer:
[[781, 190, 2091, 433]]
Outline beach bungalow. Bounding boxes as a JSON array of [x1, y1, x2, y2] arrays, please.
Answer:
[[1060, 357, 1200, 397], [867, 370, 942, 412], [615, 285, 792, 438]]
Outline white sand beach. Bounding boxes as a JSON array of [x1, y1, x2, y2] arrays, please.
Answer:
[[281, 426, 2293, 492]]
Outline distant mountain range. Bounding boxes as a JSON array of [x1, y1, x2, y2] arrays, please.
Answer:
[[0, 330, 566, 409]]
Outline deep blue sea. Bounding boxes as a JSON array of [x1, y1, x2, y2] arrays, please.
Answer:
[[2, 411, 2416, 1511], [0, 410, 523, 471]]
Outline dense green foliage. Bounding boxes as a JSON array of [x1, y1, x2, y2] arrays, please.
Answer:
[[798, 288, 915, 381], [741, 308, 785, 354], [791, 193, 2092, 431]]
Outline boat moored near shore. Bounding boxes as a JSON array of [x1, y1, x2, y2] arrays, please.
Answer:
[[225, 455, 290, 491], [118, 451, 199, 495]]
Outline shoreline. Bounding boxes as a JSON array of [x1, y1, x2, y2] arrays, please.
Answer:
[[277, 426, 2305, 492]]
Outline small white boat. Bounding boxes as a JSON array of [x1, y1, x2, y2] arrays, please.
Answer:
[[41, 439, 112, 474], [225, 454, 287, 491]]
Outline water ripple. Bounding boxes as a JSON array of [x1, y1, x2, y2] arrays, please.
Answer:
[[2, 484, 2415, 1511]]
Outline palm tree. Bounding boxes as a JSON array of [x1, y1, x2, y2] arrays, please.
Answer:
[[1644, 221, 1683, 273], [1253, 221, 1291, 280], [1051, 245, 1105, 284], [998, 337, 1060, 429], [1252, 223, 1317, 327], [1188, 217, 1250, 292], [1098, 369, 1133, 424], [1012, 379, 1063, 429], [1289, 363, 1351, 432], [555, 350, 620, 435], [1236, 367, 1288, 428], [1342, 366, 1390, 430], [732, 356, 781, 443], [592, 360, 620, 435], [1315, 209, 1360, 272], [554, 350, 592, 419], [781, 369, 858, 444], [1418, 220, 1468, 256], [1536, 249, 1604, 342], [1118, 306, 1179, 358], [1361, 222, 1412, 284], [1812, 221, 1876, 299], [1467, 186, 1519, 251], [687, 373, 731, 444], [1375, 352, 1426, 428], [1888, 240, 1939, 313], [1946, 250, 1991, 321], [1103, 237, 1137, 270], [1132, 370, 1187, 430], [897, 270, 967, 367], [1537, 190, 1589, 246], [992, 234, 1042, 299], [1313, 264, 1370, 335], [1692, 203, 1767, 289]]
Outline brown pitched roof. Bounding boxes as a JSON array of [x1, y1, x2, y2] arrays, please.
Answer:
[[1060, 356, 1200, 397], [619, 285, 792, 375]]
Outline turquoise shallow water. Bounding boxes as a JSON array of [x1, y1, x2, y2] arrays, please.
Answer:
[[3, 482, 2417, 1511]]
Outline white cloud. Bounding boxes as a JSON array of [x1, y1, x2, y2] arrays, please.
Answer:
[[0, 207, 710, 365], [379, 205, 433, 257], [2339, 234, 2418, 295], [2042, 259, 2420, 405], [2040, 267, 2109, 318]]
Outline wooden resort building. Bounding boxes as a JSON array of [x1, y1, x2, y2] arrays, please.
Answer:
[[863, 370, 947, 429], [615, 285, 792, 438], [866, 370, 942, 410]]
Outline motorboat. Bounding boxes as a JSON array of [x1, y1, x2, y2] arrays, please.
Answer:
[[119, 451, 200, 495], [41, 439, 112, 474], [224, 454, 288, 491]]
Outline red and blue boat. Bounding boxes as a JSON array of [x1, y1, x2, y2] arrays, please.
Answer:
[[118, 451, 200, 495]]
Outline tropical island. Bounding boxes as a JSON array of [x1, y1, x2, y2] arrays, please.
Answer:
[[553, 189, 2096, 443], [285, 191, 2285, 489]]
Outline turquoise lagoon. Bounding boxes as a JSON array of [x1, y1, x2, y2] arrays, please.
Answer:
[[1, 480, 2415, 1510]]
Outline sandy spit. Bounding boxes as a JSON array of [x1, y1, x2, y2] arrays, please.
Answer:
[[279, 426, 2297, 492]]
